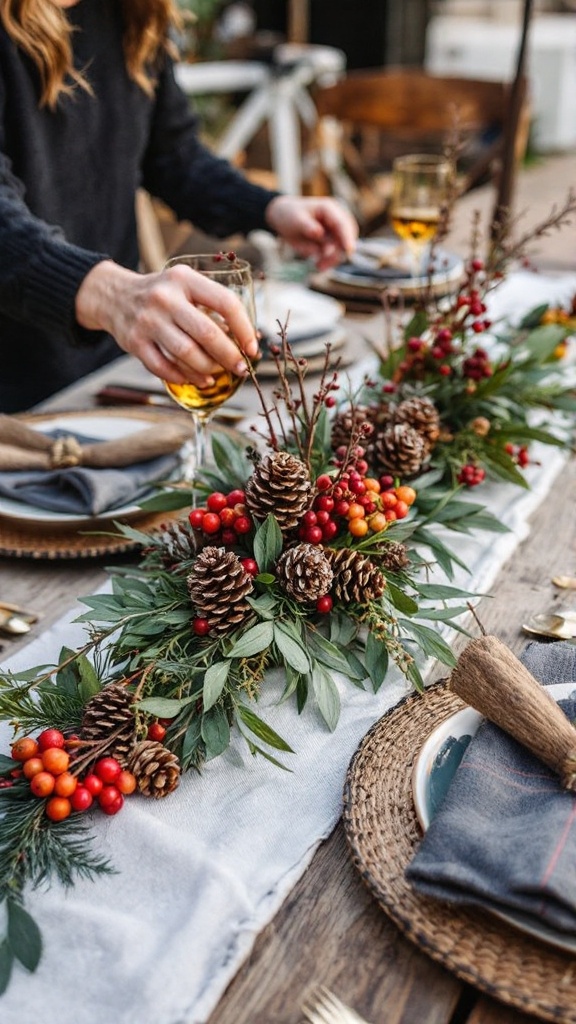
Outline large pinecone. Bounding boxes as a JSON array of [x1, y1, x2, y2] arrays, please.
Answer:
[[377, 540, 410, 573], [372, 423, 429, 478], [325, 548, 386, 603], [330, 406, 376, 453], [127, 740, 180, 799], [156, 519, 197, 564], [245, 452, 312, 532], [276, 542, 333, 603], [394, 397, 440, 447], [80, 683, 136, 767], [187, 546, 254, 636]]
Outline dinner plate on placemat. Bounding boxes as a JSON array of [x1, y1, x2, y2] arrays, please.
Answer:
[[343, 682, 576, 1024], [0, 407, 193, 559]]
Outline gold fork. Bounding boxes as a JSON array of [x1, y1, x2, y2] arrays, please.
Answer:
[[302, 986, 372, 1024]]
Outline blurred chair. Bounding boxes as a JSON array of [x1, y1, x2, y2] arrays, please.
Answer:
[[307, 67, 530, 235]]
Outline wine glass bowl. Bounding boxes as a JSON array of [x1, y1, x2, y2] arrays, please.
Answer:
[[389, 154, 452, 275], [162, 253, 256, 480]]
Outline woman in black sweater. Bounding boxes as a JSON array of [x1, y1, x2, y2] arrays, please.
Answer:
[[0, 0, 357, 412]]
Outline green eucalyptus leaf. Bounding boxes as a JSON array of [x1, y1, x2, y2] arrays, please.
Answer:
[[399, 620, 457, 667], [137, 490, 192, 512], [77, 655, 101, 702], [311, 663, 341, 731], [181, 717, 203, 764], [365, 632, 388, 691], [0, 754, 19, 776], [242, 740, 293, 771], [7, 900, 42, 972], [253, 515, 283, 572], [236, 704, 294, 752], [226, 620, 274, 658], [0, 939, 13, 995], [255, 573, 275, 585], [202, 661, 230, 712], [273, 623, 311, 673], [386, 581, 419, 615], [201, 707, 230, 760], [137, 695, 197, 717], [305, 630, 359, 676]]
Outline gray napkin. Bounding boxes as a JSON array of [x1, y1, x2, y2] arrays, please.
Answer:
[[406, 641, 576, 934], [0, 450, 179, 516]]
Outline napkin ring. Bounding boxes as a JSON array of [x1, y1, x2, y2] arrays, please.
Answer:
[[49, 436, 83, 468]]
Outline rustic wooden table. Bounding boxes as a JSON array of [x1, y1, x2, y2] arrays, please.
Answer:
[[2, 307, 575, 1023]]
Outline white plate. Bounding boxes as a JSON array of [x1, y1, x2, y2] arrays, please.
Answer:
[[332, 238, 464, 291], [0, 413, 165, 527], [412, 682, 576, 954], [255, 281, 344, 341]]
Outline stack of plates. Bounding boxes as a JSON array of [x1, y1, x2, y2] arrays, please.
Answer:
[[311, 237, 465, 306]]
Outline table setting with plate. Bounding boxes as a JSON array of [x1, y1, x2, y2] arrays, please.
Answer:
[[1, 235, 576, 1024]]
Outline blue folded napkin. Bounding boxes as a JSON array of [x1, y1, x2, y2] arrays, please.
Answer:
[[0, 453, 178, 516], [406, 641, 576, 935]]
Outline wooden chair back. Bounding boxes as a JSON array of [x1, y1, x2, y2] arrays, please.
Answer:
[[308, 67, 530, 233]]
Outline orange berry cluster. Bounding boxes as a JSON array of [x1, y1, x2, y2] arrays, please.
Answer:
[[8, 729, 136, 822], [296, 471, 417, 543]]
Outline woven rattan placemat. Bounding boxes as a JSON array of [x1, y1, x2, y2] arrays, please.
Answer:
[[343, 682, 576, 1024]]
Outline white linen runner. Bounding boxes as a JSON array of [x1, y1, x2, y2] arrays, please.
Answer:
[[0, 271, 574, 1024]]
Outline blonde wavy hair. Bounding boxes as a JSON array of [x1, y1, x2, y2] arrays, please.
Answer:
[[0, 0, 183, 108]]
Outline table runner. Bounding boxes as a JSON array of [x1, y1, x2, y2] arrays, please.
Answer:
[[1, 271, 574, 1024]]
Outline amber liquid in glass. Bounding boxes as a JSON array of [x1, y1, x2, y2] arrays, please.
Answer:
[[164, 368, 242, 417], [390, 207, 441, 246]]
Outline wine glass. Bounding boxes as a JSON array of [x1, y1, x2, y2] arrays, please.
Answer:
[[162, 253, 256, 481], [389, 154, 452, 277]]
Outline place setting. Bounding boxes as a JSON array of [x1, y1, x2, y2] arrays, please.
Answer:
[[310, 154, 465, 307], [0, 408, 194, 558], [344, 634, 576, 1023]]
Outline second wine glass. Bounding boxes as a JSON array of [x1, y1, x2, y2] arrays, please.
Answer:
[[389, 154, 452, 276], [162, 253, 255, 481]]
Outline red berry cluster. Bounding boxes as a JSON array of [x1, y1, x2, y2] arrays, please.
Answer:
[[296, 471, 416, 545], [462, 347, 493, 381], [504, 443, 530, 468], [457, 464, 486, 487], [7, 728, 136, 822], [189, 489, 253, 547]]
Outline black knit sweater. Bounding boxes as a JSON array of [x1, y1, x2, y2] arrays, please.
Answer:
[[0, 0, 276, 412]]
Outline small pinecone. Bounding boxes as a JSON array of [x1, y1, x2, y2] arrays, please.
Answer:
[[378, 540, 410, 573], [276, 543, 334, 603], [325, 548, 386, 603], [394, 397, 441, 447], [157, 519, 196, 564], [81, 683, 136, 767], [127, 740, 180, 799], [245, 452, 313, 532], [330, 406, 376, 452], [373, 423, 429, 478], [187, 546, 254, 635]]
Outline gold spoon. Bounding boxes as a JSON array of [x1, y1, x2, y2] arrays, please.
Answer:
[[522, 612, 576, 640]]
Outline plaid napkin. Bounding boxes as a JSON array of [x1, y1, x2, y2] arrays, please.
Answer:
[[406, 641, 576, 934]]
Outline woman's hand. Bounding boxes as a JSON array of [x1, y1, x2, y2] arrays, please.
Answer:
[[265, 195, 358, 271], [75, 260, 259, 387]]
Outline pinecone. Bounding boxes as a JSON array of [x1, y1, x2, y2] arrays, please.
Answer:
[[394, 397, 440, 447], [245, 452, 312, 532], [156, 519, 197, 564], [378, 540, 410, 573], [372, 423, 429, 478], [127, 740, 180, 799], [330, 406, 376, 453], [80, 683, 137, 767], [276, 543, 333, 603], [187, 546, 254, 636], [325, 548, 386, 603]]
